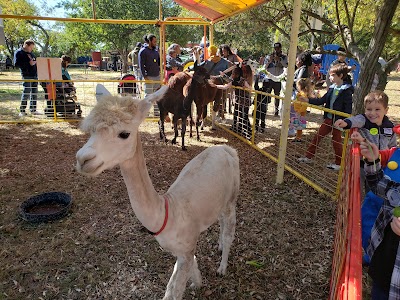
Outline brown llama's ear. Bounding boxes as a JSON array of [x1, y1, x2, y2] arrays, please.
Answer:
[[95, 84, 111, 101]]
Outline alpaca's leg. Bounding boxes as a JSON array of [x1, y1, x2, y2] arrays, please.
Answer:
[[163, 254, 194, 300], [200, 104, 207, 131], [189, 255, 202, 288], [189, 103, 194, 138], [158, 116, 166, 142], [181, 117, 187, 151], [171, 115, 179, 145], [164, 261, 178, 300], [217, 204, 236, 275], [196, 108, 202, 141], [218, 216, 225, 252], [211, 110, 217, 130]]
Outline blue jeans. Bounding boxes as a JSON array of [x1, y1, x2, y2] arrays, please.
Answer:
[[20, 77, 38, 112], [372, 281, 389, 300]]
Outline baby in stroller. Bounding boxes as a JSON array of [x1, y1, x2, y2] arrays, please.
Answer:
[[42, 55, 82, 118]]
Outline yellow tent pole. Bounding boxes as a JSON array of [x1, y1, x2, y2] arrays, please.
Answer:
[[160, 24, 165, 82], [0, 14, 209, 25], [203, 25, 208, 60], [209, 24, 214, 46], [159, 0, 164, 82], [276, 0, 303, 184]]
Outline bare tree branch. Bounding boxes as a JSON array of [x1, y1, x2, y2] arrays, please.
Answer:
[[341, 26, 365, 61], [301, 9, 337, 30], [351, 0, 361, 29], [298, 29, 336, 37], [343, 0, 354, 42], [335, 0, 349, 52], [27, 20, 50, 56], [300, 14, 321, 47]]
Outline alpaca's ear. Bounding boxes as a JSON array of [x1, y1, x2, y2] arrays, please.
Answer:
[[137, 85, 168, 120], [95, 84, 112, 101], [143, 85, 168, 105]]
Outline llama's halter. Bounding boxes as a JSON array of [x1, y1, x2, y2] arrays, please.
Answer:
[[153, 195, 169, 236]]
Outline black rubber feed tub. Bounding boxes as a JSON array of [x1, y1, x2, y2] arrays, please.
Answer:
[[20, 192, 72, 223]]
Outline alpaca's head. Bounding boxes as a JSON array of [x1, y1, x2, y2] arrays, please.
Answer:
[[76, 85, 167, 176]]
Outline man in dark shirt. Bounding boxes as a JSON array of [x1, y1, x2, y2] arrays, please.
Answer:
[[139, 34, 160, 97], [14, 39, 40, 117]]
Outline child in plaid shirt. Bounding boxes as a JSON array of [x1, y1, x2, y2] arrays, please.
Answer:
[[355, 131, 400, 299]]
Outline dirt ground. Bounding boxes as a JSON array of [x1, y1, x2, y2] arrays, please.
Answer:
[[0, 119, 335, 300]]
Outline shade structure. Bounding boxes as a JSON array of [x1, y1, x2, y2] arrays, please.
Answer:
[[173, 0, 269, 23]]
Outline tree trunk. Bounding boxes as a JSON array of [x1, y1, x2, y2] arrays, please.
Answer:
[[352, 0, 399, 114], [120, 48, 128, 73]]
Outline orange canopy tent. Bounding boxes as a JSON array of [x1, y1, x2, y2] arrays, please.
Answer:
[[173, 0, 269, 23]]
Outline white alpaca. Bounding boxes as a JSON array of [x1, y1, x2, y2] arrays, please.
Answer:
[[76, 85, 240, 300]]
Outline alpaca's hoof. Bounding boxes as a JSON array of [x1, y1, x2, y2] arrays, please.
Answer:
[[171, 138, 177, 145], [189, 281, 202, 289], [211, 127, 217, 131], [217, 265, 227, 276], [182, 146, 187, 151]]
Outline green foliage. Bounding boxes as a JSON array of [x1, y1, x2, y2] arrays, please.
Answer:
[[0, 0, 36, 55], [213, 0, 399, 60]]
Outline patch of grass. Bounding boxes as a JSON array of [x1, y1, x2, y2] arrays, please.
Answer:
[[0, 89, 20, 94]]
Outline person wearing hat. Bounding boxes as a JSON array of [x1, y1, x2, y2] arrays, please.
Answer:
[[199, 45, 230, 122], [326, 47, 356, 87], [263, 42, 288, 116], [201, 45, 229, 76], [128, 42, 143, 79]]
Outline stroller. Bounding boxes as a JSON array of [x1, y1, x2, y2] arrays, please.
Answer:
[[117, 74, 140, 95], [41, 76, 82, 118]]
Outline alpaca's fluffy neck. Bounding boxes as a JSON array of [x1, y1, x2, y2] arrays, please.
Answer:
[[119, 132, 165, 233]]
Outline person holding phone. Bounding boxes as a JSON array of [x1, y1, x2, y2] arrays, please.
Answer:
[[263, 42, 288, 116], [14, 39, 40, 117]]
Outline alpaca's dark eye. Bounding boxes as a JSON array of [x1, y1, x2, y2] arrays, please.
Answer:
[[118, 131, 130, 139]]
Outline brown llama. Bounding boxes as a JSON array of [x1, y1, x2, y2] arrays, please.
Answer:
[[156, 71, 193, 150], [185, 63, 227, 142]]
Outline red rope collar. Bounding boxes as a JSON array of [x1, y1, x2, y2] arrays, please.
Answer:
[[153, 196, 169, 236]]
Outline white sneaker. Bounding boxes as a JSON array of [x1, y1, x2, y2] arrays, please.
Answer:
[[326, 163, 341, 171], [18, 112, 27, 117], [31, 111, 43, 115], [298, 157, 313, 163]]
